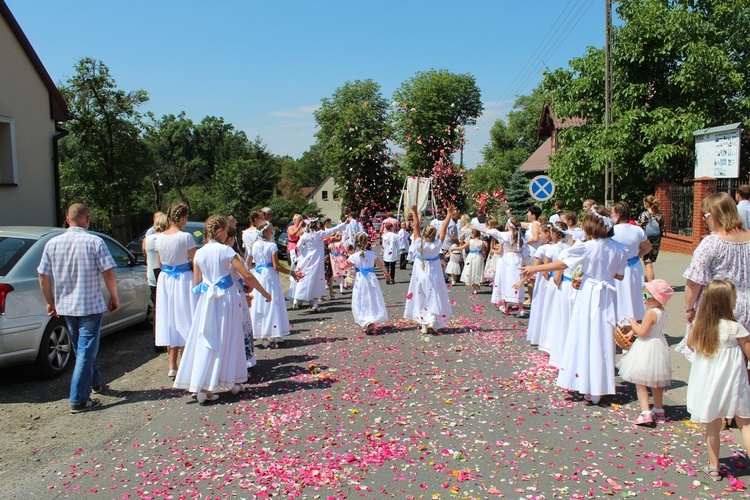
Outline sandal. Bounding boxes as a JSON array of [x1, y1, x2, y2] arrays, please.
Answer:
[[703, 466, 722, 481]]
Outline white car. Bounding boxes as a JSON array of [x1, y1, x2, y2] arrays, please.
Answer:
[[0, 227, 151, 378]]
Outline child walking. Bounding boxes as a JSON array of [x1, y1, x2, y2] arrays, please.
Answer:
[[616, 279, 674, 426], [460, 229, 486, 294], [381, 222, 399, 284], [686, 279, 750, 481], [349, 232, 391, 334], [404, 203, 454, 335], [445, 243, 463, 285]]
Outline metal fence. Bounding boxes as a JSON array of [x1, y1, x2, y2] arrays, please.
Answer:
[[708, 177, 750, 198], [664, 184, 694, 237]]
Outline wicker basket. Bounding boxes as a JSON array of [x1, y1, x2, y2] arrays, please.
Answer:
[[613, 325, 634, 350]]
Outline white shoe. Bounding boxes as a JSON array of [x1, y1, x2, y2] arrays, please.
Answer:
[[197, 392, 219, 405], [421, 325, 429, 334], [275, 337, 284, 343], [261, 340, 270, 348], [230, 384, 243, 395]]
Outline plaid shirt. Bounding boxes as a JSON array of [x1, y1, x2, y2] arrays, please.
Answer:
[[37, 227, 116, 316]]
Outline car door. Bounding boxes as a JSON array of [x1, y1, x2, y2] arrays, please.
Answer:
[[99, 236, 148, 331]]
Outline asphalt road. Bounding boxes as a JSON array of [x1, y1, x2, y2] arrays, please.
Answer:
[[6, 252, 750, 499]]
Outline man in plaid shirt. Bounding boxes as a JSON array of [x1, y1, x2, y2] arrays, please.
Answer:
[[38, 204, 119, 414]]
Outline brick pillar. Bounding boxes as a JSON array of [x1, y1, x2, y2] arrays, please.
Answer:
[[655, 183, 671, 231], [692, 177, 715, 248]]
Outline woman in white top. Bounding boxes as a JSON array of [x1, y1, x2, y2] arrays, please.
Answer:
[[143, 212, 168, 321], [155, 202, 198, 378], [381, 222, 399, 284], [242, 210, 266, 266], [293, 217, 349, 311], [611, 201, 651, 322]]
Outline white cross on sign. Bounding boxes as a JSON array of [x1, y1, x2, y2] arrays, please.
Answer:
[[529, 175, 555, 202]]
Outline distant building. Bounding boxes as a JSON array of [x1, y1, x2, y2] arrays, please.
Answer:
[[0, 0, 70, 226], [518, 104, 585, 175], [304, 176, 343, 220]]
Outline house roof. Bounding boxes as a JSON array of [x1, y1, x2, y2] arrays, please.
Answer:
[[301, 186, 316, 198], [1, 0, 70, 121], [537, 104, 585, 139], [304, 175, 336, 200], [518, 137, 553, 173]]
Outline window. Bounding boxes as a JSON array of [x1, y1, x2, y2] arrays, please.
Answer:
[[321, 190, 328, 201], [0, 117, 18, 186], [333, 192, 340, 201], [101, 237, 132, 268]]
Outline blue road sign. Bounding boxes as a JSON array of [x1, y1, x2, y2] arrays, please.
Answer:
[[529, 175, 555, 201]]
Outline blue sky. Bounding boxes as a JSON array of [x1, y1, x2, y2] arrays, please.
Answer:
[[7, 0, 608, 169]]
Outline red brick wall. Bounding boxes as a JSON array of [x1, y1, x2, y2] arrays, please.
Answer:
[[655, 178, 714, 255]]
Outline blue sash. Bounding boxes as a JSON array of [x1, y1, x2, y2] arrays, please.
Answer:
[[416, 255, 440, 262], [161, 262, 191, 278], [468, 250, 482, 254], [192, 274, 234, 294], [627, 256, 640, 266], [562, 275, 572, 283], [355, 267, 375, 276], [254, 263, 272, 274]]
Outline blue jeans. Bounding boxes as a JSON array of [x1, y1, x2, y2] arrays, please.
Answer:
[[64, 313, 104, 405]]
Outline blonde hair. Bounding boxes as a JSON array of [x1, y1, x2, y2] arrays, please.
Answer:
[[354, 232, 368, 257], [644, 195, 659, 210], [582, 205, 611, 240], [691, 279, 737, 357], [293, 214, 304, 223], [167, 202, 189, 227], [701, 192, 743, 232], [486, 218, 498, 229], [422, 225, 437, 242], [203, 215, 227, 243], [153, 213, 168, 233]]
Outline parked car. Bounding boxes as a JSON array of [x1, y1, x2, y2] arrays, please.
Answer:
[[372, 213, 385, 232], [127, 221, 206, 262], [0, 227, 151, 378], [276, 231, 289, 261]]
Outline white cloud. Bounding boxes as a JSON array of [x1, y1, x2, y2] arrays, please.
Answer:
[[269, 105, 320, 118]]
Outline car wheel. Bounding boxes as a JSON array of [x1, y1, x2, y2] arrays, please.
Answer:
[[34, 318, 74, 378], [144, 301, 155, 329]]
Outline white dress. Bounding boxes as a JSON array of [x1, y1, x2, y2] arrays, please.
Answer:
[[348, 251, 388, 327], [460, 238, 484, 285], [381, 231, 398, 263], [293, 223, 347, 303], [556, 238, 627, 397], [687, 320, 750, 423], [524, 221, 542, 265], [155, 231, 197, 347], [173, 241, 247, 392], [404, 238, 452, 329], [526, 244, 552, 345], [538, 242, 571, 358], [612, 223, 647, 321], [250, 239, 290, 341], [242, 228, 261, 258], [617, 308, 671, 387], [445, 245, 462, 276], [487, 229, 526, 305]]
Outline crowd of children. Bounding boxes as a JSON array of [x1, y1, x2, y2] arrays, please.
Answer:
[[149, 196, 750, 481]]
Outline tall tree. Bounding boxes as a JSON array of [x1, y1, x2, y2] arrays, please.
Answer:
[[314, 79, 397, 213], [392, 69, 483, 207], [543, 0, 750, 207], [58, 58, 150, 220]]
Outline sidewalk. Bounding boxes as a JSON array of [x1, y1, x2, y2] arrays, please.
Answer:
[[618, 251, 693, 407]]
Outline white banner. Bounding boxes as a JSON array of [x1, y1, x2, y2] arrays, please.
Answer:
[[404, 176, 432, 213], [694, 123, 741, 178]]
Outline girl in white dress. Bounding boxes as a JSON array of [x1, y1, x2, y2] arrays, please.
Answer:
[[404, 203, 454, 335], [155, 202, 198, 378], [224, 226, 256, 368], [617, 279, 674, 426], [460, 229, 486, 293], [521, 206, 627, 404], [349, 232, 391, 334], [537, 222, 571, 357], [611, 201, 652, 322], [515, 224, 552, 343], [686, 279, 750, 481], [482, 217, 527, 315], [251, 222, 301, 347], [173, 216, 271, 405], [444, 243, 463, 284], [293, 218, 349, 311]]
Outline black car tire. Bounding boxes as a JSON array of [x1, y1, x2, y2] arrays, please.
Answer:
[[34, 318, 74, 379]]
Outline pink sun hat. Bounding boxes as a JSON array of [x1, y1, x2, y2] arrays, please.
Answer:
[[644, 279, 674, 306]]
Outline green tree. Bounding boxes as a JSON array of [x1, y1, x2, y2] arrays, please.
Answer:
[[543, 0, 750, 207], [392, 69, 483, 175], [295, 143, 328, 187], [505, 169, 535, 219], [58, 58, 150, 221], [314, 79, 397, 212]]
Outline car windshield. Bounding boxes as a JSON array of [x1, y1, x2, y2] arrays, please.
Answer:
[[182, 225, 204, 247], [0, 237, 35, 277]]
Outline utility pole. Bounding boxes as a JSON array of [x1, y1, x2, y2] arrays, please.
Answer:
[[604, 0, 614, 206]]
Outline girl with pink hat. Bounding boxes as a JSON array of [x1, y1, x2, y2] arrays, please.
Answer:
[[616, 279, 674, 426]]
